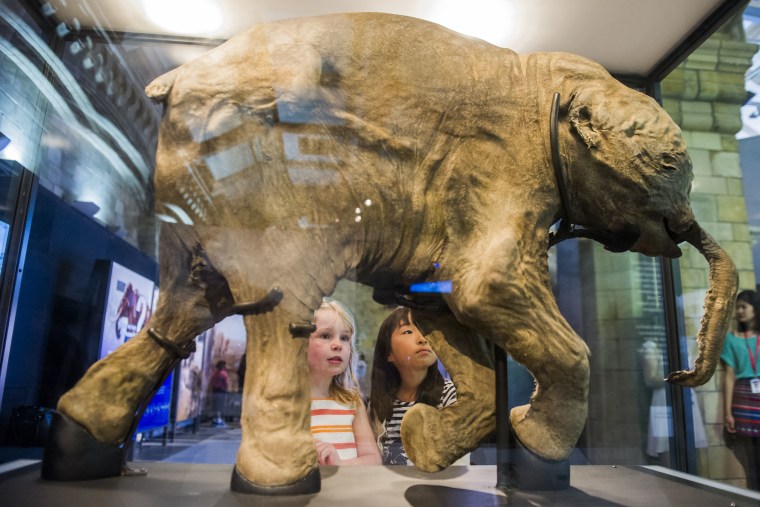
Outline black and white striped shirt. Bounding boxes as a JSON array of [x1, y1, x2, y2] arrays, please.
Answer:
[[380, 380, 457, 465]]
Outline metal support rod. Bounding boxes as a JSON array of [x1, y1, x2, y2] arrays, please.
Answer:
[[495, 344, 510, 490], [494, 343, 570, 491], [659, 256, 693, 473], [646, 80, 692, 474]]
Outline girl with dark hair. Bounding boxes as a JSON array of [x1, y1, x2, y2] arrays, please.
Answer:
[[369, 307, 456, 465], [722, 289, 760, 490]]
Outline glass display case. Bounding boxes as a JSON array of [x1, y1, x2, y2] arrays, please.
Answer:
[[0, 0, 759, 503]]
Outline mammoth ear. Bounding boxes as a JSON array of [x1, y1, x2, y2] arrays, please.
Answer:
[[568, 102, 602, 149]]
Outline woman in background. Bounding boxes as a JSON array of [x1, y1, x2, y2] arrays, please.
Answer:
[[722, 289, 760, 490]]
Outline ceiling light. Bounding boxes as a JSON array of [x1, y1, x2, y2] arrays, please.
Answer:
[[427, 0, 518, 47], [0, 144, 20, 162], [142, 0, 223, 36]]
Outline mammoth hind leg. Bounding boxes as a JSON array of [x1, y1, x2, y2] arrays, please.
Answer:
[[400, 312, 496, 472], [43, 224, 274, 480]]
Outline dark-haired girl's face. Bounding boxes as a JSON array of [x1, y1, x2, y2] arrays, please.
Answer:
[[387, 317, 437, 372], [736, 300, 756, 329]]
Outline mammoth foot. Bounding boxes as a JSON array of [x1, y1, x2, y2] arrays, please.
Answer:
[[401, 403, 480, 472], [510, 404, 580, 462], [230, 466, 320, 496], [41, 412, 125, 481]]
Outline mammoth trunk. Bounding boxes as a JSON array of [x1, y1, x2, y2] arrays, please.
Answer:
[[666, 224, 738, 387]]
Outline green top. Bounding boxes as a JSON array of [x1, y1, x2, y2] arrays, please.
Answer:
[[721, 332, 760, 379]]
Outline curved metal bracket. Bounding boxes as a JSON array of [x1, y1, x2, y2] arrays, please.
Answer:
[[229, 286, 284, 316]]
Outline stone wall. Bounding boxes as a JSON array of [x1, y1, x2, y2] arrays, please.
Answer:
[[580, 244, 667, 465], [661, 14, 758, 488]]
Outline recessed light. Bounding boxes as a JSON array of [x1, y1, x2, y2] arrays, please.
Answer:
[[143, 0, 223, 36], [428, 0, 517, 47]]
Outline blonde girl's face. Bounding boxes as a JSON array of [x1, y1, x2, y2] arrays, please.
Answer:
[[736, 300, 756, 328], [388, 316, 437, 372], [308, 309, 352, 379]]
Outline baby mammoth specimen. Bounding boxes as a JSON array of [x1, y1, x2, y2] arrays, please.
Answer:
[[42, 12, 737, 494]]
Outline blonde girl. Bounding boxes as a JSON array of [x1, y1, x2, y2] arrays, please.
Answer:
[[308, 300, 381, 465]]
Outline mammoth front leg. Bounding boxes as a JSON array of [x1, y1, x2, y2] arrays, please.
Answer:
[[401, 312, 495, 472], [232, 306, 318, 493], [447, 232, 590, 462], [505, 319, 589, 462]]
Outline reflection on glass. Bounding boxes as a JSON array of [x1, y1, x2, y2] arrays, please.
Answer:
[[0, 1, 754, 496]]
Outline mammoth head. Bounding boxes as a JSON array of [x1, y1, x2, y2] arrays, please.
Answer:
[[565, 84, 693, 257], [560, 82, 738, 387]]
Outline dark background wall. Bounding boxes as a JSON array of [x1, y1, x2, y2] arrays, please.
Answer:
[[0, 185, 157, 442]]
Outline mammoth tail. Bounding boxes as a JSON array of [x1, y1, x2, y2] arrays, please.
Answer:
[[145, 67, 180, 103], [666, 223, 738, 387]]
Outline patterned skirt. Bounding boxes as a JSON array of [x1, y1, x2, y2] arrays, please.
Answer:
[[732, 379, 760, 437]]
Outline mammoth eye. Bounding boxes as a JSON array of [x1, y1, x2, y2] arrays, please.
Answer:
[[660, 152, 681, 171], [577, 105, 592, 122]]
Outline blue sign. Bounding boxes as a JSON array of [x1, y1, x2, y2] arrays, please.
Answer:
[[409, 280, 452, 293], [136, 372, 173, 433]]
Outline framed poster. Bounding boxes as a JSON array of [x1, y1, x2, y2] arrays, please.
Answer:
[[136, 371, 173, 434], [98, 261, 155, 358], [96, 261, 171, 433]]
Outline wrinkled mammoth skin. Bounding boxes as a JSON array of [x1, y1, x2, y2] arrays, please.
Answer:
[[47, 13, 737, 491]]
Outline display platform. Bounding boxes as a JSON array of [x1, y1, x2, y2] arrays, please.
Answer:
[[1, 463, 759, 506]]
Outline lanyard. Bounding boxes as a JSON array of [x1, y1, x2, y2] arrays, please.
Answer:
[[744, 333, 760, 377]]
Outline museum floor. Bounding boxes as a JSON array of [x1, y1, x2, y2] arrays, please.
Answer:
[[1, 422, 760, 506], [131, 421, 244, 463]]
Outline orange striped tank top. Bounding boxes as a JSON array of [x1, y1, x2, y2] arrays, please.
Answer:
[[310, 398, 357, 460]]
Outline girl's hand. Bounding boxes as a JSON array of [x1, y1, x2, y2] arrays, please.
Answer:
[[725, 413, 737, 433], [314, 440, 343, 465]]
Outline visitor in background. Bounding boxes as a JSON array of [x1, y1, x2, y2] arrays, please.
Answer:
[[210, 360, 229, 428], [356, 352, 368, 395], [722, 290, 760, 490]]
